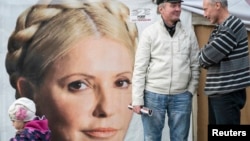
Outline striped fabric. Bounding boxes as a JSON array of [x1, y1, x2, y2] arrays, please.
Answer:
[[199, 15, 250, 95]]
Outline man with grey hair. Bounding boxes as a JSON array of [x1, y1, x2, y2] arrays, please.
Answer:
[[199, 0, 250, 125], [131, 0, 200, 141]]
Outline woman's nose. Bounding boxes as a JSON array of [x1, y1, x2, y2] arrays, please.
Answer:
[[92, 86, 115, 118]]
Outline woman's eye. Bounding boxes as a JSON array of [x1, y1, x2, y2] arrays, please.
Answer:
[[68, 81, 88, 91], [115, 79, 131, 88]]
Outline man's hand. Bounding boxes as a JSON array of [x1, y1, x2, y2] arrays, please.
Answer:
[[132, 105, 143, 114]]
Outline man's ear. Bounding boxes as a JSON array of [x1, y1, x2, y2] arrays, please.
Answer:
[[16, 77, 35, 100], [215, 2, 222, 9]]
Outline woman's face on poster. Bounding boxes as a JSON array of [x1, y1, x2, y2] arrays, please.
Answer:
[[35, 36, 133, 140]]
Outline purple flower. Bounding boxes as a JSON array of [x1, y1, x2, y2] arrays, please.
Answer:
[[15, 107, 27, 120]]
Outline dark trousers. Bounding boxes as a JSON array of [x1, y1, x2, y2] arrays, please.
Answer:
[[208, 89, 246, 125]]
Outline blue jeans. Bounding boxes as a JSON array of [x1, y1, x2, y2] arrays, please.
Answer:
[[141, 90, 192, 141], [208, 89, 246, 125]]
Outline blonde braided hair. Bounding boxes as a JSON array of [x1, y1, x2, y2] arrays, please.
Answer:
[[6, 0, 138, 98]]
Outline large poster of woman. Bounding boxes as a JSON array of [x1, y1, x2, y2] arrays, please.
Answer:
[[0, 0, 154, 140]]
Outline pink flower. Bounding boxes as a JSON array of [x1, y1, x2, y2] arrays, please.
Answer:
[[15, 106, 27, 120]]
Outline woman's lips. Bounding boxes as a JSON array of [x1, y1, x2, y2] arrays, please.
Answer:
[[84, 128, 118, 138]]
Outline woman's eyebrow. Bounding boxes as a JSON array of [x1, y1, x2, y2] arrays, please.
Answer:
[[115, 71, 132, 77], [58, 73, 95, 82]]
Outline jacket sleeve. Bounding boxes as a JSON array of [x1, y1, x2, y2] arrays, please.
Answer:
[[9, 130, 29, 141], [198, 26, 237, 69], [187, 28, 200, 95], [132, 28, 152, 106]]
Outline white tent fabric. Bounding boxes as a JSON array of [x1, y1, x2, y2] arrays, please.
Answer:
[[182, 0, 250, 31]]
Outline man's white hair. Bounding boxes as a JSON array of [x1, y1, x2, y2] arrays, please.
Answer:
[[210, 0, 228, 7]]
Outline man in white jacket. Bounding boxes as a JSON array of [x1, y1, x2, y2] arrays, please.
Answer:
[[131, 0, 200, 141]]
